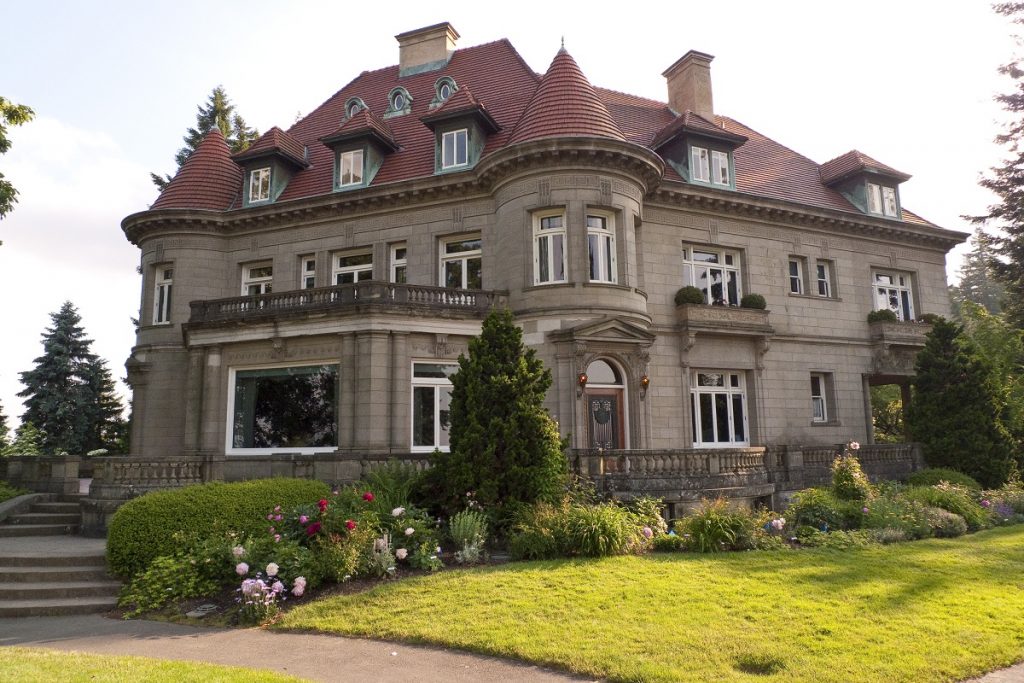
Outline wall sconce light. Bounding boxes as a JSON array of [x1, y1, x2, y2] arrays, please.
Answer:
[[576, 372, 588, 397], [639, 374, 650, 399]]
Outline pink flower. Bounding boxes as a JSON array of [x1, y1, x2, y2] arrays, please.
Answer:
[[306, 521, 321, 536], [266, 514, 273, 520], [404, 527, 414, 536], [299, 515, 309, 524], [291, 577, 306, 597], [274, 514, 283, 521], [641, 526, 653, 539], [231, 546, 245, 558], [266, 563, 279, 577], [274, 534, 281, 543], [272, 581, 285, 593], [396, 548, 408, 560], [362, 492, 375, 502], [274, 506, 281, 513], [981, 499, 992, 508], [345, 519, 357, 531], [268, 527, 275, 534], [235, 562, 249, 576], [318, 499, 328, 512], [392, 507, 405, 517], [862, 507, 869, 514]]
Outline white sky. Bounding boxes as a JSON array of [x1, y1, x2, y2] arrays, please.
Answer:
[[0, 1, 1015, 428]]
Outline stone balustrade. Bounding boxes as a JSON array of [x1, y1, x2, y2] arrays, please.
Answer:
[[0, 455, 81, 495]]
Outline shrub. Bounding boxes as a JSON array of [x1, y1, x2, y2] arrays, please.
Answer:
[[562, 503, 639, 557], [867, 309, 899, 323], [903, 484, 991, 531], [862, 495, 931, 539], [360, 461, 421, 513], [449, 508, 488, 564], [623, 496, 668, 536], [987, 480, 1024, 514], [924, 507, 968, 538], [674, 286, 706, 306], [508, 502, 567, 560], [0, 480, 28, 503], [796, 528, 875, 549], [118, 555, 221, 618], [908, 468, 982, 490], [652, 533, 687, 552], [739, 293, 767, 310], [107, 478, 330, 578], [785, 488, 846, 531], [680, 498, 758, 552], [871, 527, 910, 544], [312, 526, 377, 583], [832, 451, 874, 502]]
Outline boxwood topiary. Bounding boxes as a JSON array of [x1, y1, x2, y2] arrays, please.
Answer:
[[739, 293, 767, 310], [867, 309, 899, 323], [106, 478, 330, 578], [674, 286, 706, 306]]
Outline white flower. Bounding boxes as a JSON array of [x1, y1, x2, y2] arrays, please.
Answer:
[[235, 562, 249, 576], [231, 546, 245, 558], [266, 563, 279, 577], [396, 548, 408, 560], [271, 581, 285, 593], [404, 527, 415, 536], [291, 583, 305, 597], [849, 441, 861, 450], [392, 507, 405, 517]]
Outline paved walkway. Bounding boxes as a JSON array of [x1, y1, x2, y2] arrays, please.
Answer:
[[0, 614, 592, 682]]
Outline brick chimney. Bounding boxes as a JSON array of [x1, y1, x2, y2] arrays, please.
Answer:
[[396, 22, 459, 77], [662, 50, 715, 120]]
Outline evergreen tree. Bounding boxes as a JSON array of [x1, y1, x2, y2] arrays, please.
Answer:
[[959, 301, 1024, 447], [17, 302, 125, 454], [906, 318, 1016, 487], [421, 309, 568, 517], [950, 229, 1005, 317], [83, 357, 128, 453], [2, 421, 43, 456], [0, 96, 35, 219], [151, 86, 259, 189], [0, 400, 10, 450]]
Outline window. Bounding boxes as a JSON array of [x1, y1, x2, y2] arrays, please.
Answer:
[[153, 266, 173, 324], [440, 235, 481, 289], [386, 87, 412, 116], [691, 146, 710, 182], [711, 150, 730, 185], [873, 271, 914, 321], [681, 246, 742, 306], [392, 91, 406, 111], [815, 261, 832, 297], [333, 251, 373, 284], [788, 258, 804, 294], [249, 167, 271, 202], [690, 371, 748, 447], [442, 129, 468, 169], [344, 97, 366, 118], [533, 213, 567, 285], [587, 214, 616, 283], [229, 364, 338, 452], [242, 262, 273, 295], [435, 77, 456, 104], [299, 256, 316, 290], [338, 149, 364, 187], [810, 373, 829, 423], [867, 182, 898, 217], [390, 243, 407, 284], [411, 362, 458, 451], [691, 146, 730, 187]]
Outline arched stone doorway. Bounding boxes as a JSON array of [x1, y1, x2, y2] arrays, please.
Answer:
[[584, 359, 626, 449]]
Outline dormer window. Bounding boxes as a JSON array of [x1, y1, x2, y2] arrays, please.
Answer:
[[338, 149, 365, 187], [868, 182, 899, 217], [439, 82, 452, 101], [249, 167, 271, 202], [385, 87, 413, 118], [690, 146, 730, 187], [441, 129, 468, 169], [431, 77, 458, 108]]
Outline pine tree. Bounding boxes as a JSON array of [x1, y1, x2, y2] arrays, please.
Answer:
[[0, 400, 10, 450], [2, 421, 42, 456], [949, 229, 1004, 317], [906, 318, 1016, 487], [422, 309, 568, 517], [82, 357, 128, 453], [17, 302, 125, 455], [151, 86, 259, 189]]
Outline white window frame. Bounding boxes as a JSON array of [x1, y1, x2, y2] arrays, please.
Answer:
[[691, 145, 710, 182], [867, 182, 883, 214], [587, 213, 617, 283], [788, 258, 804, 295], [882, 186, 898, 217], [711, 150, 730, 186], [242, 262, 273, 296], [811, 373, 829, 423], [681, 246, 742, 306], [410, 361, 458, 452], [390, 243, 407, 284], [816, 261, 832, 298], [873, 270, 915, 321], [533, 211, 567, 285], [332, 250, 373, 285], [439, 234, 482, 289], [338, 149, 365, 187], [299, 255, 316, 290], [225, 362, 339, 455], [441, 128, 468, 169], [153, 266, 173, 325], [690, 370, 749, 447], [249, 167, 271, 203]]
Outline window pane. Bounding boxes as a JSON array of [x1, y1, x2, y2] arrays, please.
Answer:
[[698, 373, 724, 387], [553, 234, 565, 281], [414, 363, 457, 378], [412, 386, 435, 447], [443, 134, 454, 167], [709, 268, 724, 304], [589, 234, 599, 279], [813, 397, 825, 421], [586, 360, 618, 385], [715, 394, 729, 442], [467, 257, 482, 289], [726, 271, 739, 305], [357, 269, 372, 282], [732, 395, 745, 441], [446, 239, 481, 254], [691, 394, 698, 443], [540, 215, 562, 230], [456, 130, 467, 164], [604, 235, 614, 281], [700, 393, 714, 443], [586, 215, 606, 230], [693, 251, 718, 263], [538, 236, 550, 282], [232, 365, 337, 449], [445, 260, 462, 288], [438, 387, 452, 448], [351, 150, 364, 184], [337, 253, 372, 268], [394, 266, 406, 284]]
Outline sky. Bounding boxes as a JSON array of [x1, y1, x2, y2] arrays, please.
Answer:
[[0, 1, 1017, 429]]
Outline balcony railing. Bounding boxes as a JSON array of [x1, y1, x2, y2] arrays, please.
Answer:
[[189, 281, 509, 324], [675, 303, 774, 337]]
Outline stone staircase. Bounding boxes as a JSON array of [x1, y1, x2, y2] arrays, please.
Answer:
[[0, 495, 120, 617]]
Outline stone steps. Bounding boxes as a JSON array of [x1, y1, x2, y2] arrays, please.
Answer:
[[0, 523, 80, 537], [0, 580, 122, 600], [3, 565, 110, 582], [7, 512, 83, 525], [0, 596, 119, 618]]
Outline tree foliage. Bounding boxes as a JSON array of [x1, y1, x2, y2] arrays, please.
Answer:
[[870, 385, 904, 444], [3, 421, 42, 456], [906, 318, 1016, 487], [0, 96, 35, 219], [0, 400, 9, 450], [17, 302, 127, 454], [950, 229, 1004, 317], [420, 309, 568, 518], [959, 300, 1024, 445], [151, 86, 259, 189]]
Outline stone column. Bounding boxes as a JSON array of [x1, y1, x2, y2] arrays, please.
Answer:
[[862, 375, 875, 445], [199, 346, 222, 453], [339, 332, 356, 448], [354, 331, 391, 450], [183, 347, 205, 453], [390, 332, 410, 450], [125, 358, 150, 456], [899, 381, 913, 441]]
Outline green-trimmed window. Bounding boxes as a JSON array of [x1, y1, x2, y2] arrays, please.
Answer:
[[230, 364, 338, 451]]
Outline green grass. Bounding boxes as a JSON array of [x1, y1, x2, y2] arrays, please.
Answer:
[[278, 526, 1024, 682], [0, 647, 310, 682]]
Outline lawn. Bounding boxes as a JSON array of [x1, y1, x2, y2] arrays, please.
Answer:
[[279, 525, 1024, 682], [1, 647, 310, 682]]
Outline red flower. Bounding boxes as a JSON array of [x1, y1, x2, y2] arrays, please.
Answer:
[[317, 499, 328, 512], [345, 519, 357, 531], [306, 521, 322, 536], [362, 492, 375, 502]]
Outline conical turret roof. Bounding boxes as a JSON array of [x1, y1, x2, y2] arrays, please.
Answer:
[[152, 128, 242, 210]]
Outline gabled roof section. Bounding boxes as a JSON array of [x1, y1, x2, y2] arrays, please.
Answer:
[[151, 128, 242, 211], [819, 149, 911, 185], [651, 110, 747, 149], [508, 48, 626, 145], [232, 126, 308, 168], [420, 85, 500, 132], [320, 108, 399, 152]]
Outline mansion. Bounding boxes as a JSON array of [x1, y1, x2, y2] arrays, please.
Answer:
[[120, 23, 962, 504]]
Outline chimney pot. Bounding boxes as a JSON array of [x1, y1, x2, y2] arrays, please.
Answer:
[[662, 50, 715, 120]]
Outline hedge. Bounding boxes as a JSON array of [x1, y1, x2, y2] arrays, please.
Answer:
[[907, 468, 982, 491], [106, 478, 329, 577]]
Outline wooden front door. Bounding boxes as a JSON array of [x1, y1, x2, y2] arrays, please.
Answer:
[[586, 389, 624, 449]]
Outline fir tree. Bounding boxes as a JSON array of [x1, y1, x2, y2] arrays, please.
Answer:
[[949, 229, 1004, 317], [0, 400, 10, 450], [17, 302, 125, 454], [421, 309, 568, 517], [83, 357, 128, 453], [3, 421, 43, 456], [151, 86, 259, 189], [906, 318, 1016, 487]]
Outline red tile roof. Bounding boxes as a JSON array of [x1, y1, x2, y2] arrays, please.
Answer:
[[232, 126, 307, 167], [819, 149, 911, 185], [650, 110, 748, 149], [151, 128, 241, 211], [508, 48, 626, 144], [320, 108, 399, 152], [419, 85, 499, 132]]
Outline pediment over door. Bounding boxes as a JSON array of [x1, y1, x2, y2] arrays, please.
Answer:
[[549, 317, 656, 395]]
